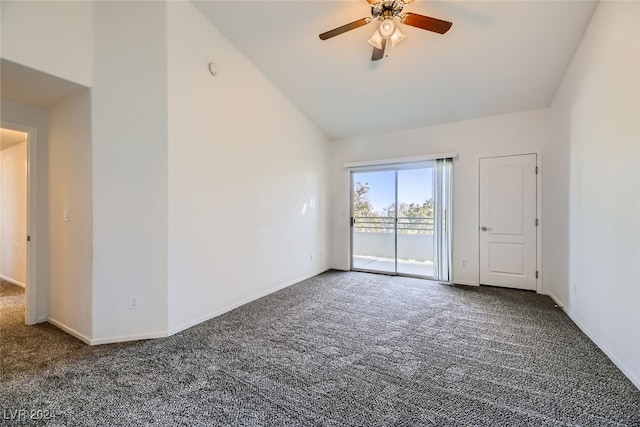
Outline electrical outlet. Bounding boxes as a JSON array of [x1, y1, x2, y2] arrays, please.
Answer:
[[310, 254, 313, 261], [129, 296, 139, 310], [63, 209, 70, 222]]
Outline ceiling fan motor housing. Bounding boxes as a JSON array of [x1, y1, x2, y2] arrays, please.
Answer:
[[371, 1, 406, 20]]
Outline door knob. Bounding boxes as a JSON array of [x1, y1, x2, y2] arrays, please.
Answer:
[[481, 226, 493, 232]]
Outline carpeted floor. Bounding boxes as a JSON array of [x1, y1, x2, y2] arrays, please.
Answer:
[[1, 272, 639, 426]]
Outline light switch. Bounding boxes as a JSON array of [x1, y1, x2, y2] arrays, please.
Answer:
[[63, 210, 70, 222]]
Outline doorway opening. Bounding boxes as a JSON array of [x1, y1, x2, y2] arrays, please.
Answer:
[[350, 160, 452, 281], [0, 123, 38, 324]]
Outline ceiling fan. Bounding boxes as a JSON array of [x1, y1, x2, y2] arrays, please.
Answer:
[[319, 0, 452, 61]]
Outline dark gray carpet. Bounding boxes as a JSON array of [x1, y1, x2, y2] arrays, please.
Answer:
[[1, 272, 639, 426]]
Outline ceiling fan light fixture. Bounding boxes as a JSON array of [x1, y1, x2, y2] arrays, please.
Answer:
[[389, 27, 406, 47], [367, 30, 384, 50], [379, 18, 396, 39]]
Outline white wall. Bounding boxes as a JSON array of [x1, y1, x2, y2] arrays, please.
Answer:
[[2, 1, 167, 342], [166, 1, 330, 333], [547, 1, 640, 388], [0, 141, 27, 285], [48, 89, 93, 340], [0, 1, 93, 86], [0, 99, 50, 322], [1, 0, 93, 327], [90, 1, 169, 343], [1, 0, 329, 343], [329, 109, 548, 286]]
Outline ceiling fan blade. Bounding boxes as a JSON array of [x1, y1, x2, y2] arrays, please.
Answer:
[[372, 38, 386, 61], [319, 18, 370, 40], [402, 12, 452, 34]]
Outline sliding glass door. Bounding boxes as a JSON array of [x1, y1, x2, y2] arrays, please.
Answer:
[[396, 168, 434, 277], [350, 161, 451, 281], [351, 170, 396, 274]]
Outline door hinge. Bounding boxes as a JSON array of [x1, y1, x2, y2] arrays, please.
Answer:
[[27, 235, 31, 242], [536, 271, 539, 279], [535, 166, 538, 174], [351, 217, 355, 227], [535, 218, 539, 227]]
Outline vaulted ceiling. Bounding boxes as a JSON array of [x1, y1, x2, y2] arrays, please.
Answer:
[[192, 0, 598, 140]]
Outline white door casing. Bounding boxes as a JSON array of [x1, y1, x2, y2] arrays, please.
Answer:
[[479, 154, 537, 290], [1, 120, 38, 324]]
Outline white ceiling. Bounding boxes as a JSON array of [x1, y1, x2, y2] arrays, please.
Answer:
[[192, 0, 598, 140], [0, 59, 88, 109]]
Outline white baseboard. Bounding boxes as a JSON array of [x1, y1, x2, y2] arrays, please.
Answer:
[[452, 280, 479, 286], [0, 274, 25, 288], [90, 331, 168, 346], [49, 318, 167, 346], [545, 292, 565, 309], [167, 269, 329, 336], [48, 317, 92, 345], [545, 291, 640, 391]]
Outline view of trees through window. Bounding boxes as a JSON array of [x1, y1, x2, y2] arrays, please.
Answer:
[[353, 181, 434, 234]]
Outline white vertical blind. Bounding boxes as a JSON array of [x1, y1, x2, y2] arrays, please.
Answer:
[[433, 158, 453, 282]]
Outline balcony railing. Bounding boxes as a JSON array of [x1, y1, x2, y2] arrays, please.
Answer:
[[352, 216, 435, 263], [353, 216, 434, 234]]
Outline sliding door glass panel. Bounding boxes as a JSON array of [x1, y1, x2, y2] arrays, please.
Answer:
[[397, 167, 434, 277], [352, 170, 396, 273]]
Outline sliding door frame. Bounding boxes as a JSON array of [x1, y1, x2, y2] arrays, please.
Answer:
[[350, 167, 432, 280]]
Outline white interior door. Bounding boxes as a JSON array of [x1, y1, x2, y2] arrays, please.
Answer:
[[479, 154, 537, 290]]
